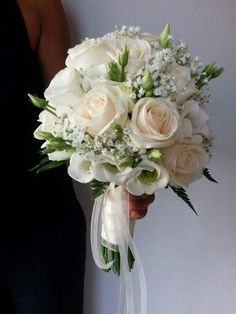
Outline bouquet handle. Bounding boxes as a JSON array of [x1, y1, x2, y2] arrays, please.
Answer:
[[91, 183, 147, 314]]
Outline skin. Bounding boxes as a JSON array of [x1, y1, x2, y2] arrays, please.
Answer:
[[17, 0, 155, 219]]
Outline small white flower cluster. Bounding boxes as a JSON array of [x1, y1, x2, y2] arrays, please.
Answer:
[[109, 25, 141, 39]]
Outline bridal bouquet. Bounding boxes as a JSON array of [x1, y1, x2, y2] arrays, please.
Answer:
[[29, 24, 223, 314]]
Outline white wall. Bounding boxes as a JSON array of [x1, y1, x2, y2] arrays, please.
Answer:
[[62, 0, 236, 313]]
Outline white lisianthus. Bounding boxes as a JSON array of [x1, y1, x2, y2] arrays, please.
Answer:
[[162, 143, 209, 188], [69, 84, 130, 137], [44, 67, 84, 116], [48, 150, 72, 161], [68, 153, 94, 183], [129, 97, 180, 148], [167, 63, 199, 105], [126, 160, 169, 195], [178, 100, 210, 143], [34, 110, 59, 139], [66, 37, 152, 78], [91, 155, 132, 185]]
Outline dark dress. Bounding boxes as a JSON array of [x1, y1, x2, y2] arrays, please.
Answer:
[[0, 1, 86, 313]]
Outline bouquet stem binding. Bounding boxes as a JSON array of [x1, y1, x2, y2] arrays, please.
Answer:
[[91, 183, 147, 314]]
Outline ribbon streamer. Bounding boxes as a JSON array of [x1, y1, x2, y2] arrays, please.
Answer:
[[90, 183, 147, 314]]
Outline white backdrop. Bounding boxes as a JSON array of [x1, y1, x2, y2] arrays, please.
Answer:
[[61, 0, 236, 313]]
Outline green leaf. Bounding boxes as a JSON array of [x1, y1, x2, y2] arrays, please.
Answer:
[[36, 160, 67, 173], [169, 185, 198, 215], [29, 157, 49, 172], [90, 179, 109, 199], [203, 168, 218, 183], [29, 158, 66, 174], [101, 245, 135, 276]]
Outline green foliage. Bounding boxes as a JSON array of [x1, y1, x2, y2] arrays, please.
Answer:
[[203, 168, 218, 183], [28, 94, 57, 116], [169, 185, 198, 215], [90, 179, 109, 199], [29, 157, 67, 174], [196, 63, 224, 89], [108, 46, 129, 82], [101, 245, 135, 276]]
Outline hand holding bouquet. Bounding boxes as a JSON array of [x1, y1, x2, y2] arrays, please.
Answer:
[[29, 24, 223, 314]]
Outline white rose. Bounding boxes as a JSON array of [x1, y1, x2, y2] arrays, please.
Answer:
[[129, 97, 180, 148], [90, 155, 132, 185], [167, 63, 199, 105], [44, 67, 84, 116], [126, 160, 169, 195], [162, 143, 209, 188], [66, 37, 152, 78], [71, 84, 130, 137], [179, 100, 210, 142], [115, 37, 152, 77], [66, 38, 117, 72], [34, 110, 59, 139], [68, 153, 94, 183]]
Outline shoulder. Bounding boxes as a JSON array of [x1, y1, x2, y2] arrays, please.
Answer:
[[17, 0, 70, 85], [17, 0, 68, 51]]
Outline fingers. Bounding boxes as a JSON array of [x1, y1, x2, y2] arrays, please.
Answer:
[[130, 208, 148, 220], [128, 193, 155, 220]]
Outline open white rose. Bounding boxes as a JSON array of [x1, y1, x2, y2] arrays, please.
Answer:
[[129, 97, 180, 148], [90, 155, 132, 185], [178, 100, 210, 143], [70, 84, 130, 137], [44, 67, 84, 116], [167, 63, 199, 105], [126, 160, 169, 195], [68, 153, 94, 183], [115, 37, 152, 77], [162, 143, 209, 188], [66, 38, 117, 71], [66, 37, 151, 78]]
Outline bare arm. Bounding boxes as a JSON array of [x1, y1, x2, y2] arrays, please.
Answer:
[[36, 0, 70, 86]]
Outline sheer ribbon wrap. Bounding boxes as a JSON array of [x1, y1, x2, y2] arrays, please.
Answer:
[[91, 183, 147, 314]]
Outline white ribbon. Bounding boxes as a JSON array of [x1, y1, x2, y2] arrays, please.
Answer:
[[90, 183, 147, 314]]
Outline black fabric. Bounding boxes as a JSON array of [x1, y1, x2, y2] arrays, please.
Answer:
[[0, 1, 86, 313]]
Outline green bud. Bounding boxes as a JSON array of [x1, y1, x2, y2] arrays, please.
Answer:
[[212, 67, 224, 78], [119, 46, 129, 67], [142, 71, 153, 91], [117, 156, 135, 168], [149, 148, 162, 160], [108, 61, 123, 82], [111, 123, 123, 133], [36, 131, 54, 141], [28, 94, 48, 109], [159, 23, 171, 48]]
